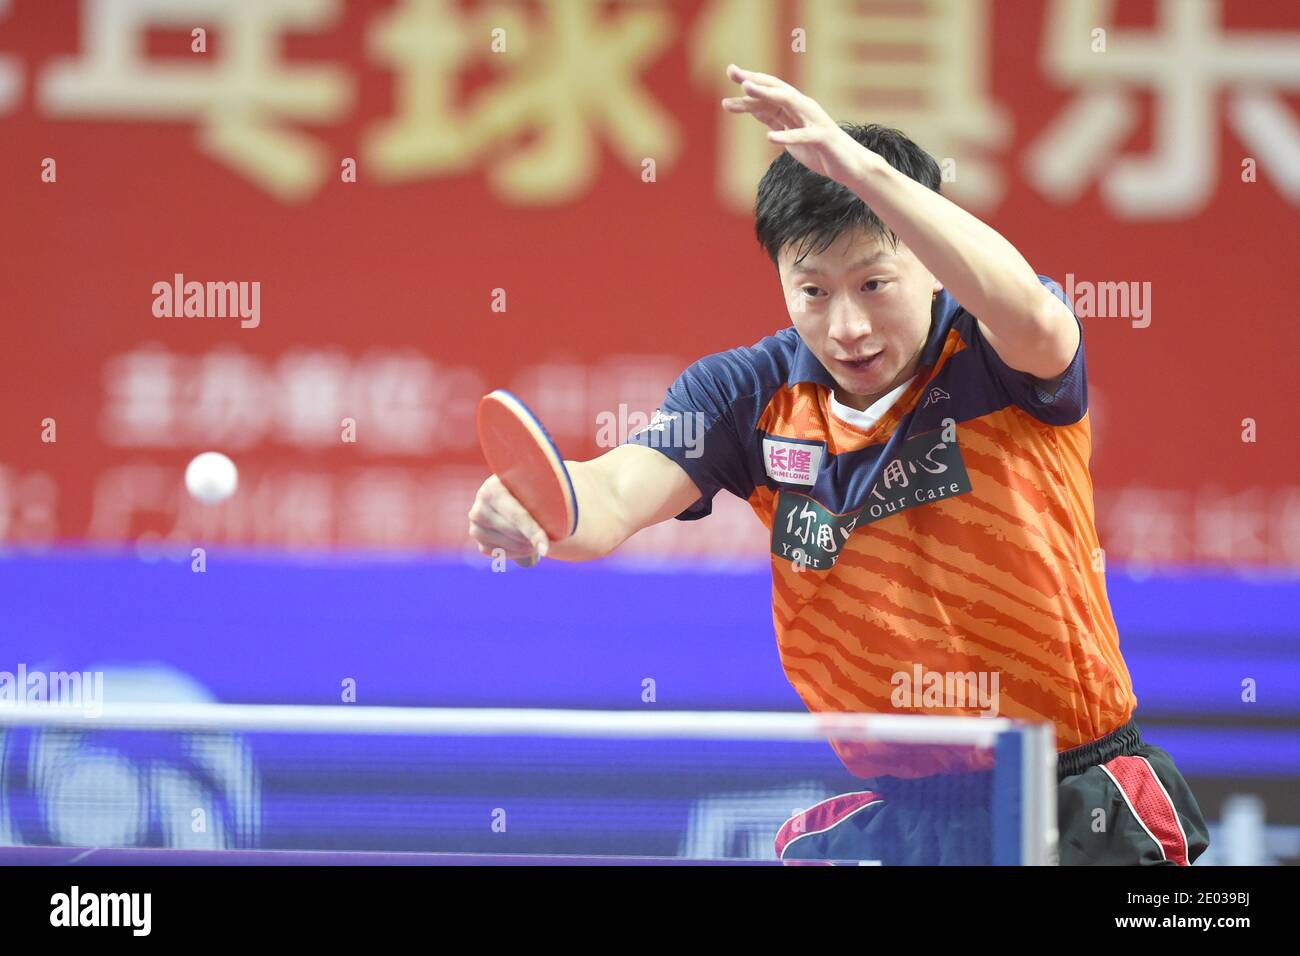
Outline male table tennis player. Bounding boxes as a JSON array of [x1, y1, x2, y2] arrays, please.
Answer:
[[468, 64, 1208, 865]]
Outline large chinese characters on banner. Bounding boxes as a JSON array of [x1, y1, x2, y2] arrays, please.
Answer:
[[0, 0, 1297, 568]]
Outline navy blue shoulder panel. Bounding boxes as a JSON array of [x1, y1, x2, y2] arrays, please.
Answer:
[[949, 275, 1088, 426], [625, 327, 798, 520]]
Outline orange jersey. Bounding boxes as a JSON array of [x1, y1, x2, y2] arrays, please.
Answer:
[[629, 276, 1136, 777]]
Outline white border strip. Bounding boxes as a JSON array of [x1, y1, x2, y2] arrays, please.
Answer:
[[1019, 721, 1059, 865], [0, 703, 1018, 745]]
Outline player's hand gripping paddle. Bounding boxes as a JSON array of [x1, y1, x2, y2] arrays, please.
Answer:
[[476, 390, 579, 562]]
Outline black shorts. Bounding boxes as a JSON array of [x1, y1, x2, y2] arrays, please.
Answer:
[[776, 719, 1210, 866]]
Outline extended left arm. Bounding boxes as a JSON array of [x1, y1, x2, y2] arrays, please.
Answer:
[[844, 151, 1079, 382]]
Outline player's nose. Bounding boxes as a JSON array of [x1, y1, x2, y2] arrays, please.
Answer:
[[826, 298, 873, 343]]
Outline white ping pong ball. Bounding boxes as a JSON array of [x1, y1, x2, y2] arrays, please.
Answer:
[[185, 451, 239, 505]]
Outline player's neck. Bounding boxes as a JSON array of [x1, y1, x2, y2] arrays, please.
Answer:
[[834, 385, 889, 412]]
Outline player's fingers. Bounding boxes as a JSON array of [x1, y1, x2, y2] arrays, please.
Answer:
[[740, 78, 805, 115], [768, 126, 824, 146], [469, 528, 543, 569], [731, 67, 815, 114], [475, 477, 550, 555], [489, 497, 550, 558], [468, 515, 534, 556], [470, 499, 543, 555], [741, 78, 829, 130], [721, 96, 797, 134], [740, 83, 814, 132], [467, 480, 531, 546], [720, 94, 763, 112], [721, 95, 795, 126], [726, 64, 789, 90]]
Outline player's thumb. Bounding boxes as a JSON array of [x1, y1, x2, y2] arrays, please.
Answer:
[[768, 126, 819, 145]]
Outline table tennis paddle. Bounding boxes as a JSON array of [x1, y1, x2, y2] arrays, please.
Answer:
[[476, 389, 579, 550]]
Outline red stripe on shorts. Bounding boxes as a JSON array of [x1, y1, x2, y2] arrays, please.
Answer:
[[1100, 755, 1189, 866], [774, 791, 882, 860]]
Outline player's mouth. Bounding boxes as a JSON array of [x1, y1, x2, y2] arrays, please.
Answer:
[[837, 351, 882, 373]]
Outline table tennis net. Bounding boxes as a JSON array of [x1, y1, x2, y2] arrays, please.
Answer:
[[0, 705, 1056, 865]]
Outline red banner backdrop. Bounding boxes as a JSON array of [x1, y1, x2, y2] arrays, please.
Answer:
[[1, 0, 1298, 567]]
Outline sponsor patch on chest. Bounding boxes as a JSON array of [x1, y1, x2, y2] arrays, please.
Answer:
[[761, 436, 825, 486], [770, 429, 973, 569]]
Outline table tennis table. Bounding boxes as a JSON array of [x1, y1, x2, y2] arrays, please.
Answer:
[[0, 845, 794, 866]]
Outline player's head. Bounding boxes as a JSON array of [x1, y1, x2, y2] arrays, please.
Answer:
[[754, 124, 944, 410]]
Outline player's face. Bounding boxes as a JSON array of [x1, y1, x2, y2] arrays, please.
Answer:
[[778, 229, 941, 411]]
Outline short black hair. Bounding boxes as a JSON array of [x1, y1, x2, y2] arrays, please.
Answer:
[[753, 123, 941, 270]]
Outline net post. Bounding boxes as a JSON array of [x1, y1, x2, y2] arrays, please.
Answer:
[[992, 722, 1058, 865]]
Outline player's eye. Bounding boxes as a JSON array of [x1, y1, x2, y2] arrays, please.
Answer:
[[800, 286, 823, 298], [863, 280, 887, 292]]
